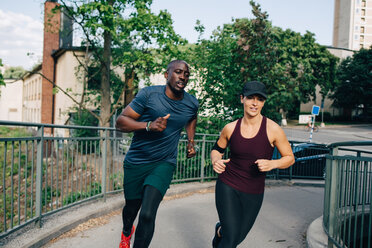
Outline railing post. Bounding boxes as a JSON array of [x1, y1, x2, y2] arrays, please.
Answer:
[[327, 146, 339, 248], [200, 134, 206, 182], [101, 129, 108, 202], [35, 126, 44, 228]]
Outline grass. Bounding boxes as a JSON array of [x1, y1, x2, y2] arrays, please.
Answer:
[[0, 126, 33, 138]]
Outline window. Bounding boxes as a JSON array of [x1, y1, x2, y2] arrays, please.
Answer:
[[361, 9, 366, 16], [360, 35, 364, 42], [361, 26, 365, 33]]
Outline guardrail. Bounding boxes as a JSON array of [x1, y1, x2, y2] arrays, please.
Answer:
[[0, 121, 223, 240], [323, 141, 372, 248]]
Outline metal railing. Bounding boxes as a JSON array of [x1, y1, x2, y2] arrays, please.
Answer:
[[0, 121, 222, 239], [323, 141, 372, 248]]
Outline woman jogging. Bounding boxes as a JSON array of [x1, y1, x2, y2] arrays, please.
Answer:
[[210, 81, 295, 248]]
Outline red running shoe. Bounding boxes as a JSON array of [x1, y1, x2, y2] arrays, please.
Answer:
[[119, 225, 135, 248]]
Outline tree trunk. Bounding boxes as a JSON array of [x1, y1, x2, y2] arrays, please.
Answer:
[[100, 4, 114, 190]]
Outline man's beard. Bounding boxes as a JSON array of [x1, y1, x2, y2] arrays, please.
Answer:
[[167, 82, 184, 96]]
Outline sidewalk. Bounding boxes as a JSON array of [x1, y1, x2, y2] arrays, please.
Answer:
[[2, 179, 326, 248]]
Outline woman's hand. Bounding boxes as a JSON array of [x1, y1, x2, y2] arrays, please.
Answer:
[[212, 159, 230, 174], [255, 159, 276, 172]]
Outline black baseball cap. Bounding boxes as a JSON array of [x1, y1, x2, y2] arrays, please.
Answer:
[[241, 81, 267, 99]]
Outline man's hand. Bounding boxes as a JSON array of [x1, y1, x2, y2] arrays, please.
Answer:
[[212, 159, 230, 174], [149, 114, 170, 132], [186, 140, 196, 158]]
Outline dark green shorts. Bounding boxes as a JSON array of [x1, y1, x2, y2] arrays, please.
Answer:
[[123, 161, 175, 200]]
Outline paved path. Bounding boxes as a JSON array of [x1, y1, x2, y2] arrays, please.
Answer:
[[42, 181, 324, 248]]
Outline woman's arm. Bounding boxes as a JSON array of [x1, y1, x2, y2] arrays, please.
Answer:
[[256, 121, 295, 172], [211, 123, 234, 174]]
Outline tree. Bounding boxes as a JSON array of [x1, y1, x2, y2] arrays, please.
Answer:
[[270, 28, 338, 121], [3, 66, 26, 79], [191, 1, 277, 127], [55, 0, 186, 128], [331, 46, 372, 118], [190, 0, 338, 128]]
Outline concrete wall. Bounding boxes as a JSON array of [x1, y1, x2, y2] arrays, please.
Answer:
[[0, 79, 23, 121]]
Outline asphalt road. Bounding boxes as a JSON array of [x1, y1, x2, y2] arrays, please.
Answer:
[[44, 184, 324, 248], [283, 124, 372, 143]]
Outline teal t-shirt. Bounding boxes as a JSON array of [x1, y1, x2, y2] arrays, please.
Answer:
[[124, 85, 199, 165]]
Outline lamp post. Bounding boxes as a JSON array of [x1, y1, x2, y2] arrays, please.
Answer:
[[321, 99, 325, 127]]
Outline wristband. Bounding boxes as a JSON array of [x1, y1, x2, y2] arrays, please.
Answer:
[[212, 140, 226, 153], [146, 121, 152, 132]]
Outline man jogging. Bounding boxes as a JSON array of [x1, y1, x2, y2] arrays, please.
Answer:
[[116, 60, 199, 248]]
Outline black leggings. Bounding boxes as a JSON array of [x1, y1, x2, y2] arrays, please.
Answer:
[[215, 179, 264, 248], [122, 185, 163, 248]]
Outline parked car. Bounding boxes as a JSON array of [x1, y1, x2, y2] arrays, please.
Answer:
[[292, 143, 330, 179], [272, 143, 330, 179], [352, 113, 372, 123]]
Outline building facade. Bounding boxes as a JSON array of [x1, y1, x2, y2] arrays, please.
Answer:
[[333, 0, 372, 50], [22, 65, 43, 124], [0, 79, 23, 122]]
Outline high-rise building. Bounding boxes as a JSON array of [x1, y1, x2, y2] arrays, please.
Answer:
[[333, 0, 372, 50]]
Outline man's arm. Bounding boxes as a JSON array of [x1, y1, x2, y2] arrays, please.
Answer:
[[185, 117, 197, 158], [116, 105, 170, 133], [115, 105, 146, 132]]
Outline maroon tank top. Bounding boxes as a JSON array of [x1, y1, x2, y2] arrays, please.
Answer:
[[219, 116, 274, 194]]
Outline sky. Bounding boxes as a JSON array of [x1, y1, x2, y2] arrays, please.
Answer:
[[0, 0, 335, 70]]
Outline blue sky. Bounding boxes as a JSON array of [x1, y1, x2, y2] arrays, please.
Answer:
[[0, 0, 335, 70]]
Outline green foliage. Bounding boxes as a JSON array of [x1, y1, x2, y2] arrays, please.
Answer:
[[43, 186, 61, 207], [270, 28, 338, 113], [190, 1, 278, 121], [70, 110, 99, 136], [69, 110, 99, 153], [57, 0, 187, 127], [195, 116, 229, 134], [0, 127, 32, 138], [3, 66, 26, 79], [110, 173, 123, 190], [189, 0, 338, 123], [63, 182, 102, 205], [0, 128, 34, 177], [331, 46, 372, 114]]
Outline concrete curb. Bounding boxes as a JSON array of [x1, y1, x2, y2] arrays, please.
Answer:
[[307, 216, 328, 248]]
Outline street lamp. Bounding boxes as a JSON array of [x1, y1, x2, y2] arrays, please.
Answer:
[[320, 99, 325, 127]]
